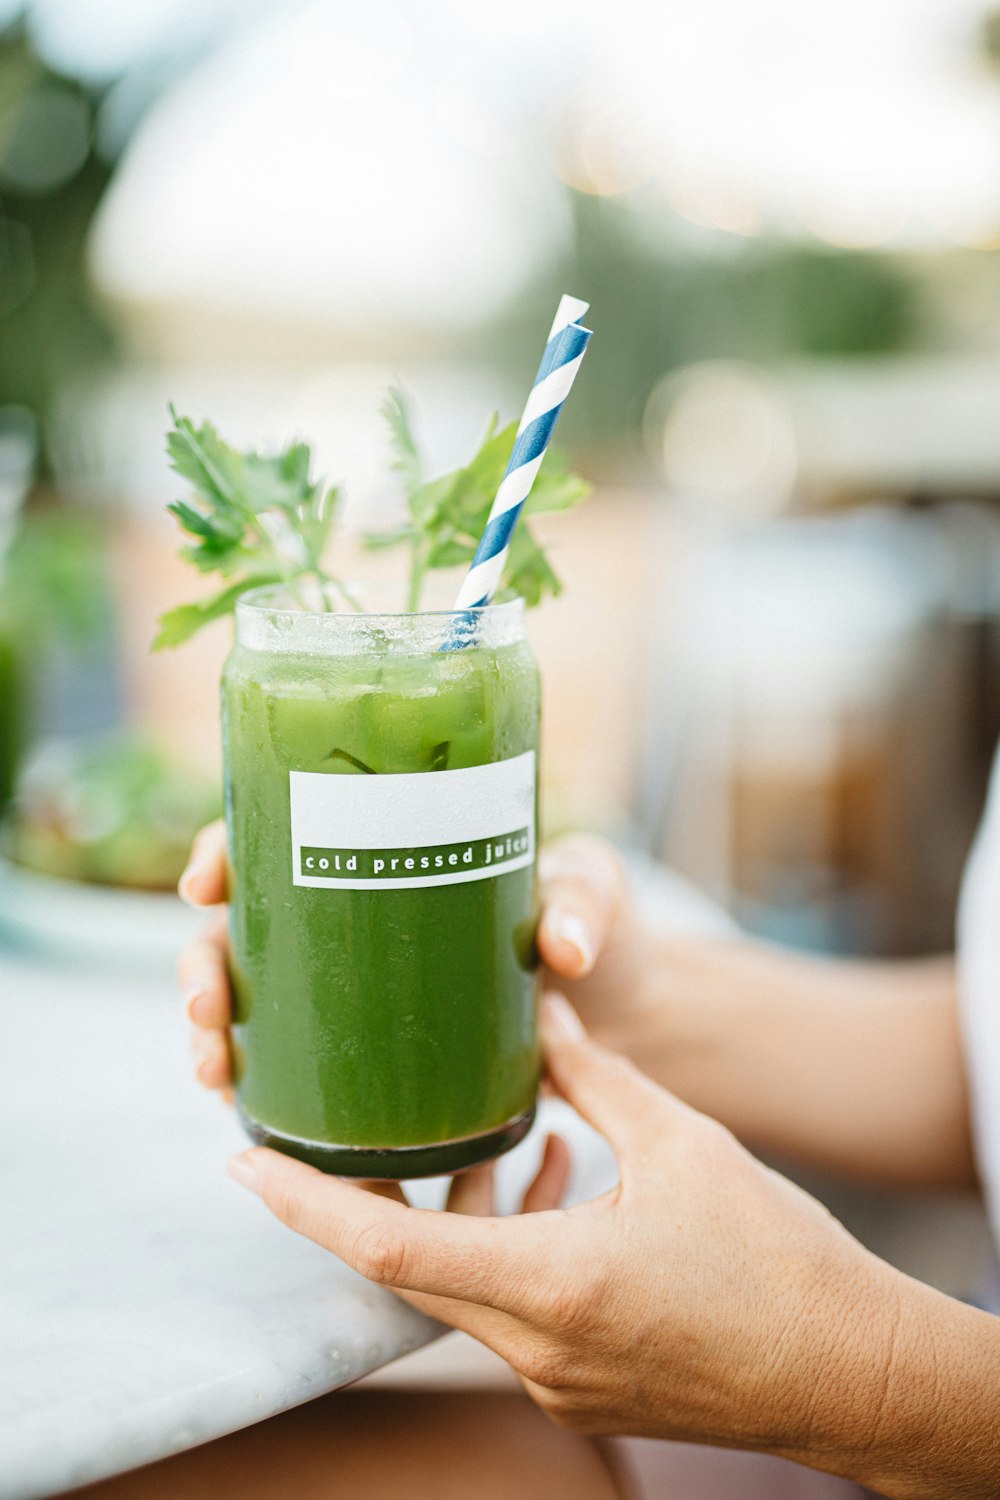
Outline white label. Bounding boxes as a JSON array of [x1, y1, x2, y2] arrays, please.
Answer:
[[290, 751, 536, 890]]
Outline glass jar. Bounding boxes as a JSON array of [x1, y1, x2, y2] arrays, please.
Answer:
[[222, 587, 541, 1178]]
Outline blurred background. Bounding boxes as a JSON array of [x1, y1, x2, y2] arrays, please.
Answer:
[[7, 0, 1000, 957], [4, 0, 1000, 1280]]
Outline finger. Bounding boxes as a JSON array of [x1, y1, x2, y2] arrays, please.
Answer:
[[350, 1179, 523, 1351], [228, 1148, 544, 1310], [356, 1179, 410, 1206], [388, 1282, 527, 1354], [541, 993, 694, 1159], [177, 916, 231, 1027], [521, 1134, 571, 1214], [537, 834, 627, 979], [178, 821, 228, 907], [446, 1161, 496, 1217], [354, 1190, 529, 1351], [193, 1027, 231, 1089]]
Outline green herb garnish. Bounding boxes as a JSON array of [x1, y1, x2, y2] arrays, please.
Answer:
[[157, 391, 591, 647], [155, 407, 350, 649], [370, 388, 592, 611]]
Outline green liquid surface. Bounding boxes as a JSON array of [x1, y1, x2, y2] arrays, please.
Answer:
[[222, 637, 541, 1172]]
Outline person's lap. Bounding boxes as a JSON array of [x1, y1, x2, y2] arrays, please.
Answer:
[[612, 1435, 873, 1499], [70, 1390, 628, 1500], [70, 1389, 872, 1500]]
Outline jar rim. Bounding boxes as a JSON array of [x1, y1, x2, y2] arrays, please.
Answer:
[[233, 585, 527, 655], [237, 583, 524, 621]]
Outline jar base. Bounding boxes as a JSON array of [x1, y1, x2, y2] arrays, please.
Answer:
[[237, 1103, 536, 1179]]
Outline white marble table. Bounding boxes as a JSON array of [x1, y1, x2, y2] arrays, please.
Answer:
[[0, 944, 440, 1500]]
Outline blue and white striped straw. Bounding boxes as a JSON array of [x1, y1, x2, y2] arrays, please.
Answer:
[[450, 295, 592, 615], [532, 292, 590, 386]]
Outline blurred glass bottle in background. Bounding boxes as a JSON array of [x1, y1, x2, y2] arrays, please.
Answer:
[[0, 600, 24, 814], [0, 409, 36, 817]]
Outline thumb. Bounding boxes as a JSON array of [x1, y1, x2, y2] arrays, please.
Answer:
[[540, 993, 693, 1160]]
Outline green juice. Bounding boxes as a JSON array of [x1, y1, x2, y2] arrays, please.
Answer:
[[222, 591, 541, 1177]]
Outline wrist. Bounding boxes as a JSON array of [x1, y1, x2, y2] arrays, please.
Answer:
[[783, 1259, 1000, 1499], [771, 1251, 912, 1483]]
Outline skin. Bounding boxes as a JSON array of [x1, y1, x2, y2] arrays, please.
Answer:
[[178, 825, 1000, 1498], [535, 839, 976, 1190]]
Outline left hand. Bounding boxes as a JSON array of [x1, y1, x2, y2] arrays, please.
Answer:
[[226, 995, 899, 1462]]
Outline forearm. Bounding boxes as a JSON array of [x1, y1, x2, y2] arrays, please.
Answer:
[[625, 941, 976, 1188], [786, 1264, 1000, 1498]]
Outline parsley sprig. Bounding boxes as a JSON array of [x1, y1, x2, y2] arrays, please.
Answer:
[[369, 388, 591, 612], [155, 407, 352, 649], [157, 392, 591, 647]]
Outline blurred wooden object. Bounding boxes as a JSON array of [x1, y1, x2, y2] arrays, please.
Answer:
[[641, 508, 995, 956]]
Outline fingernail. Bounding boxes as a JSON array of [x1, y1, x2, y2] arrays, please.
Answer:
[[541, 993, 586, 1041], [548, 909, 594, 973], [227, 1152, 260, 1193], [184, 983, 212, 1023], [177, 867, 202, 906]]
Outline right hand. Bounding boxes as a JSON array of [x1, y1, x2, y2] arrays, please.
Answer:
[[177, 824, 658, 1096]]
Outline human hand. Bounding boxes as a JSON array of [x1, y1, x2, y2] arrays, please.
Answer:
[[176, 825, 655, 1094], [176, 821, 232, 1095], [536, 834, 660, 1053], [225, 995, 897, 1469]]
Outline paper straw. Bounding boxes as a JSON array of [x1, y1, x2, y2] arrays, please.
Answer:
[[449, 305, 592, 619], [533, 293, 590, 384]]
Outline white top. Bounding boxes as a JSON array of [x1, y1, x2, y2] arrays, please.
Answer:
[[958, 748, 1000, 1247]]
